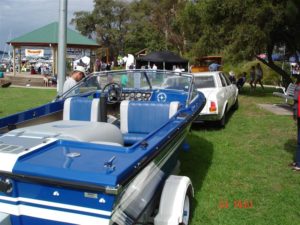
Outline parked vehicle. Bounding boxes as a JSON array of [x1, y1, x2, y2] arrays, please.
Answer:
[[190, 56, 222, 73], [193, 71, 239, 127], [0, 70, 205, 225]]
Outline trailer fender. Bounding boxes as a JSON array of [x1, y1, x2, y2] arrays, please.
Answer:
[[154, 175, 194, 225]]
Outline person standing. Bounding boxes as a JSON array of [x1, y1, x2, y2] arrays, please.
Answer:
[[254, 63, 264, 89], [236, 72, 247, 91], [63, 66, 85, 96], [229, 71, 236, 84], [209, 62, 221, 71], [152, 64, 157, 70], [249, 66, 256, 90]]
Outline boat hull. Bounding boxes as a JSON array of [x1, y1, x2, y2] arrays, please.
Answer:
[[0, 127, 189, 225], [0, 70, 206, 225]]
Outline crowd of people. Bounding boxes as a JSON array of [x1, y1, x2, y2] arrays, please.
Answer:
[[94, 59, 115, 71], [226, 63, 264, 91]]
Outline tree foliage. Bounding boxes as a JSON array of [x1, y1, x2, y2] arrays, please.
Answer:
[[71, 0, 300, 84], [124, 0, 166, 53], [71, 0, 129, 59], [192, 0, 300, 84]]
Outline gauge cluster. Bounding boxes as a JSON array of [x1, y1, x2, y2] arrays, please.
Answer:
[[121, 91, 152, 101]]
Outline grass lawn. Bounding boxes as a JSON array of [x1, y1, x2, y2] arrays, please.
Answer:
[[181, 87, 300, 225], [0, 86, 299, 224], [0, 87, 57, 118]]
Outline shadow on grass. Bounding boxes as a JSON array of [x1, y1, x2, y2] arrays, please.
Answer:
[[191, 107, 236, 131], [284, 139, 297, 161], [180, 134, 213, 222], [239, 86, 276, 98]]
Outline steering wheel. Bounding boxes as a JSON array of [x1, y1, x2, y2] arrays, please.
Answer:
[[103, 82, 122, 104]]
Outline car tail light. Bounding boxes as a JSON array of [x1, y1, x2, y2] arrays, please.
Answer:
[[209, 101, 217, 112]]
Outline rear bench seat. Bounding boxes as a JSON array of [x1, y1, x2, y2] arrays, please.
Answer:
[[120, 100, 180, 145], [2, 97, 124, 147]]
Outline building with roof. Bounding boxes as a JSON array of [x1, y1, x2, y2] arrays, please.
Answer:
[[7, 22, 100, 76]]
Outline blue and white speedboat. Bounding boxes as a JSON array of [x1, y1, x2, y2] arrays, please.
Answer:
[[0, 70, 205, 225]]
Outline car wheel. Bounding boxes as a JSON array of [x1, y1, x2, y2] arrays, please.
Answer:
[[232, 97, 239, 110], [219, 112, 226, 128], [218, 106, 227, 128]]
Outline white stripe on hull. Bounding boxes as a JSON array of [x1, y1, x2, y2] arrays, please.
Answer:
[[0, 196, 111, 216], [0, 202, 110, 225]]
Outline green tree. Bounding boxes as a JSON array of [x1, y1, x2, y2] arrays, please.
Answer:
[[71, 0, 190, 57], [191, 0, 300, 85], [71, 0, 130, 60], [124, 0, 166, 53], [177, 1, 203, 59], [124, 0, 188, 53], [71, 11, 95, 38]]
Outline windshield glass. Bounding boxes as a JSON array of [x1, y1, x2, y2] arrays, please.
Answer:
[[61, 70, 193, 98]]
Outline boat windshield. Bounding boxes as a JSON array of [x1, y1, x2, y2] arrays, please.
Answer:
[[60, 70, 194, 99]]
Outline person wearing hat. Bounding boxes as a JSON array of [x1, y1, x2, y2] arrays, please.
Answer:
[[63, 66, 85, 96]]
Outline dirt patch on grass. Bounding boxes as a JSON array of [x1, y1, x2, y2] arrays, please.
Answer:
[[257, 104, 293, 116]]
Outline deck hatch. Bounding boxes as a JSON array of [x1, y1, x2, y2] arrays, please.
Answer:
[[0, 144, 23, 154]]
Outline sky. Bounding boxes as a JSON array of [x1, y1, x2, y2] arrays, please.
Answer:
[[0, 0, 94, 53]]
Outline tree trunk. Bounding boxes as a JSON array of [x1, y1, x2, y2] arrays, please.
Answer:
[[256, 56, 292, 88], [256, 43, 292, 88]]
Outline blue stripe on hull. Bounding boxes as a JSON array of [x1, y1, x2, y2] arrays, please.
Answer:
[[11, 216, 73, 225]]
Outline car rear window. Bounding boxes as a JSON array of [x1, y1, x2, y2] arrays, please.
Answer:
[[194, 76, 216, 88]]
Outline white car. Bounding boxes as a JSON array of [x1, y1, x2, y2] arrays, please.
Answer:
[[193, 71, 239, 127]]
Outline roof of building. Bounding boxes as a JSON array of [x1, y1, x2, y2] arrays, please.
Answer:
[[137, 51, 188, 63], [8, 22, 99, 48]]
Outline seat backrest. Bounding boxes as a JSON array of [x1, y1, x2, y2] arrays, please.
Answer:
[[63, 97, 100, 122], [286, 83, 296, 96], [120, 100, 180, 134]]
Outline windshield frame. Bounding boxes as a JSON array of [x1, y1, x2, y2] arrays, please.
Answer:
[[58, 70, 195, 103]]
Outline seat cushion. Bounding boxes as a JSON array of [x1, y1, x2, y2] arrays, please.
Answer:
[[63, 97, 100, 122], [121, 101, 180, 134], [120, 100, 180, 145], [7, 120, 124, 146]]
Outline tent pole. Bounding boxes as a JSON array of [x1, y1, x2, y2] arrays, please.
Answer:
[[106, 48, 109, 64], [13, 46, 16, 76], [55, 47, 58, 75], [51, 44, 55, 77], [90, 48, 93, 72], [57, 0, 68, 95], [18, 48, 21, 73]]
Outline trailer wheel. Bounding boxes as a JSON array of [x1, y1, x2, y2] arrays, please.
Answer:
[[179, 191, 191, 225], [154, 176, 194, 225]]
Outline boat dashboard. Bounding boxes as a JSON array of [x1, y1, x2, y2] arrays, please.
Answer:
[[92, 87, 189, 104], [121, 90, 152, 101]]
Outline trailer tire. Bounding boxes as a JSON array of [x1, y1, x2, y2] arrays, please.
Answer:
[[179, 189, 192, 225], [154, 175, 194, 225]]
